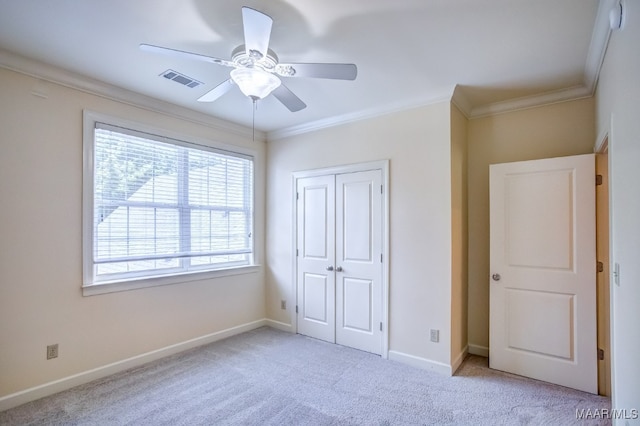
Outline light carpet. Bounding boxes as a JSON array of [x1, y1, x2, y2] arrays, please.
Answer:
[[0, 327, 610, 425]]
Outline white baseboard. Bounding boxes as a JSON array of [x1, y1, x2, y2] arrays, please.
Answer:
[[388, 350, 453, 376], [468, 344, 489, 357], [451, 345, 469, 375], [0, 319, 268, 412], [265, 319, 293, 332]]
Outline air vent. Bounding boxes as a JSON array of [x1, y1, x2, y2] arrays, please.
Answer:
[[160, 69, 203, 89]]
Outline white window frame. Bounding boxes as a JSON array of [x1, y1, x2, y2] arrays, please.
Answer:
[[82, 110, 258, 296]]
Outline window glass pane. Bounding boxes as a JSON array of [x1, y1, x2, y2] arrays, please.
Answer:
[[90, 123, 253, 284]]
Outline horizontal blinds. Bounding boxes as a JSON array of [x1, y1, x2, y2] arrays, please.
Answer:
[[93, 123, 253, 277], [95, 122, 254, 160]]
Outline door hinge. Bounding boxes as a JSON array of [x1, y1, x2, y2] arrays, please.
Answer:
[[598, 348, 605, 361], [380, 253, 383, 263], [296, 192, 299, 200], [296, 249, 299, 257], [597, 261, 604, 273], [296, 305, 299, 314], [380, 184, 383, 194], [596, 174, 603, 186], [380, 322, 383, 331]]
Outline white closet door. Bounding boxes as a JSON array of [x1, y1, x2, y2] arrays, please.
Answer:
[[295, 168, 384, 355], [335, 170, 383, 354], [296, 175, 336, 343]]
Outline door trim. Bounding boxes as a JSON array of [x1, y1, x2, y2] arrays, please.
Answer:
[[291, 160, 390, 359]]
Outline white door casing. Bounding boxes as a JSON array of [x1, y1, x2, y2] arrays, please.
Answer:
[[294, 161, 388, 356], [489, 154, 597, 394]]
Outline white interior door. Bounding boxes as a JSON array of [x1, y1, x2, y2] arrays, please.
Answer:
[[489, 154, 597, 394], [335, 170, 383, 354], [296, 168, 384, 355], [296, 175, 335, 344]]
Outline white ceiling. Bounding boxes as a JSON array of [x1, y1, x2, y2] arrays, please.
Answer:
[[0, 0, 602, 135]]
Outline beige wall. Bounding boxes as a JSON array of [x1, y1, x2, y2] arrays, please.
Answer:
[[0, 68, 266, 398], [450, 103, 468, 366], [266, 102, 455, 366], [467, 97, 595, 350], [595, 0, 640, 413]]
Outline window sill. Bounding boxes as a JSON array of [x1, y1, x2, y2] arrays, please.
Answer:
[[82, 265, 261, 296]]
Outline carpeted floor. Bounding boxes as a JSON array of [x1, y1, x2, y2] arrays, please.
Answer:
[[0, 327, 611, 425]]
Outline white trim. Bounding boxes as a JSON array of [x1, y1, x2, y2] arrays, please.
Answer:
[[469, 85, 593, 119], [451, 345, 469, 375], [451, 85, 472, 119], [0, 48, 264, 141], [0, 319, 268, 412], [83, 265, 260, 296], [268, 90, 454, 141], [289, 172, 299, 333], [594, 127, 609, 154], [468, 344, 490, 358], [388, 350, 452, 376], [584, 0, 615, 94], [265, 319, 294, 333], [291, 160, 390, 359]]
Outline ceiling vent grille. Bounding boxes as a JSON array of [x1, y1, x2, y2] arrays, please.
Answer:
[[160, 69, 203, 88]]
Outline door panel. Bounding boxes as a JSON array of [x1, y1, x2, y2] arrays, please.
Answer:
[[505, 289, 573, 359], [302, 273, 329, 323], [490, 154, 597, 394], [505, 170, 574, 269], [342, 278, 373, 332], [335, 170, 382, 354], [296, 175, 335, 343], [343, 181, 373, 262], [303, 186, 330, 259]]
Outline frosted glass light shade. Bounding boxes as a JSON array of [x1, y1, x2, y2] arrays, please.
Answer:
[[230, 68, 281, 99]]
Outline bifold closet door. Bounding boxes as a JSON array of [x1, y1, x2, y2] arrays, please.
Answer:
[[296, 169, 383, 355]]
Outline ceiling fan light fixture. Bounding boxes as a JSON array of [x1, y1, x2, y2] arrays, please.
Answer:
[[230, 67, 281, 100]]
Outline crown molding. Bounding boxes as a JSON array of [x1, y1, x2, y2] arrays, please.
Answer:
[[468, 84, 593, 119], [268, 88, 454, 141], [584, 0, 614, 94], [451, 86, 472, 119], [0, 48, 264, 142]]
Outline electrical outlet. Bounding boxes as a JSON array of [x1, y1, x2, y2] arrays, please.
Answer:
[[280, 300, 287, 310], [430, 329, 439, 343], [47, 344, 58, 360]]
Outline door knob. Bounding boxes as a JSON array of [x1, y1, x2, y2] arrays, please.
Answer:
[[326, 266, 334, 271], [492, 273, 501, 281], [336, 266, 343, 272]]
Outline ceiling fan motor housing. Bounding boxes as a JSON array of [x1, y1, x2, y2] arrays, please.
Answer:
[[232, 45, 278, 71]]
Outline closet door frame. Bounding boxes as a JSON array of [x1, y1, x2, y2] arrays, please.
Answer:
[[291, 160, 390, 359]]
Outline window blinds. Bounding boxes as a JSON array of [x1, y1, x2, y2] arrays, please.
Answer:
[[92, 123, 253, 282]]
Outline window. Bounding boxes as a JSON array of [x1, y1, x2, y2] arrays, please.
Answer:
[[83, 114, 254, 293]]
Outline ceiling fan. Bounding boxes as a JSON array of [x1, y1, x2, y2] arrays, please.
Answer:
[[140, 6, 357, 112]]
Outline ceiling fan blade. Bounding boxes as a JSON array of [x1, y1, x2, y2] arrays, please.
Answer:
[[276, 63, 358, 80], [140, 43, 234, 68], [242, 7, 273, 58], [197, 79, 235, 102], [272, 84, 306, 112]]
